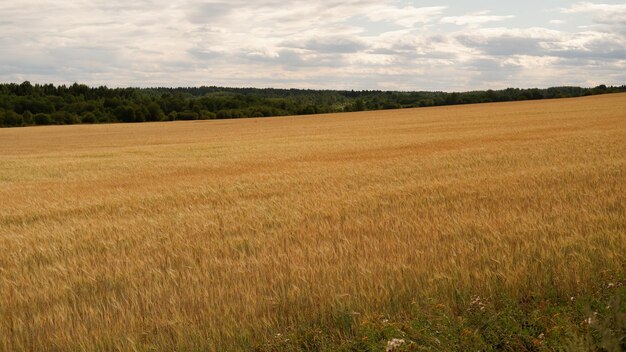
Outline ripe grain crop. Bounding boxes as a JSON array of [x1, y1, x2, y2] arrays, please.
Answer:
[[0, 94, 625, 351]]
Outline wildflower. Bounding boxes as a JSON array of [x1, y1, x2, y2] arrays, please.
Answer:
[[386, 338, 405, 352], [470, 295, 486, 311]]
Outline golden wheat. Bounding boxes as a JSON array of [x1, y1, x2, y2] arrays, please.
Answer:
[[0, 94, 625, 350]]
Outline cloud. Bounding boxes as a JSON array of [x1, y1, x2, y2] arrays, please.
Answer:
[[454, 26, 626, 60], [187, 3, 233, 24], [562, 2, 626, 15], [441, 11, 514, 26], [455, 27, 562, 56], [0, 1, 624, 90], [286, 37, 368, 54], [561, 2, 626, 33], [364, 6, 447, 27]]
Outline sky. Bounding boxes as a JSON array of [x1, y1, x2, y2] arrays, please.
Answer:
[[0, 1, 625, 91]]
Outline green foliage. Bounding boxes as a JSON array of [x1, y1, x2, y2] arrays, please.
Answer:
[[34, 113, 52, 125], [51, 111, 79, 125], [1, 82, 625, 128], [257, 281, 626, 351], [175, 111, 199, 120], [81, 112, 96, 124], [1, 111, 23, 127], [113, 105, 136, 123], [22, 111, 34, 125], [146, 102, 165, 121]]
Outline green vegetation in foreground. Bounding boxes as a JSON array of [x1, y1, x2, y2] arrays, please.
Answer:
[[1, 81, 625, 128], [259, 280, 625, 351]]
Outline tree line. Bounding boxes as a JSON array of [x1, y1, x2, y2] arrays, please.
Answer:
[[1, 81, 624, 127]]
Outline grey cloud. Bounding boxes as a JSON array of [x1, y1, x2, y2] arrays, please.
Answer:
[[244, 49, 345, 70], [464, 58, 521, 85], [368, 48, 397, 55], [286, 37, 368, 53], [457, 35, 545, 56], [456, 30, 626, 61], [187, 3, 233, 24], [554, 49, 626, 60], [0, 61, 60, 76]]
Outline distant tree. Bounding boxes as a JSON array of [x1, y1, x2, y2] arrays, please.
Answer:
[[164, 94, 187, 113], [354, 99, 365, 111], [81, 112, 96, 124], [22, 111, 34, 125], [104, 98, 120, 110], [18, 81, 34, 96], [199, 110, 216, 120], [1, 82, 625, 128], [51, 111, 78, 125], [113, 105, 136, 123], [96, 112, 111, 123], [176, 111, 199, 120], [2, 111, 23, 126], [134, 106, 146, 122], [300, 105, 317, 115], [445, 92, 460, 105], [34, 113, 52, 125], [216, 110, 231, 119], [146, 102, 165, 121]]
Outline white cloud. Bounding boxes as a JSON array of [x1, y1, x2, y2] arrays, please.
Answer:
[[441, 11, 514, 26], [562, 2, 626, 14], [502, 55, 561, 68], [364, 5, 447, 27], [561, 2, 626, 33], [0, 1, 623, 90]]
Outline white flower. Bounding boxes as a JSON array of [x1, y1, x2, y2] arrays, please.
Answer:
[[386, 338, 406, 352]]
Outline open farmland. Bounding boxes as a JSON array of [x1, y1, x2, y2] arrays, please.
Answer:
[[0, 94, 625, 351]]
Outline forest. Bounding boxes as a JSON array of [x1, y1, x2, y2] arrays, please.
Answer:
[[1, 81, 624, 127]]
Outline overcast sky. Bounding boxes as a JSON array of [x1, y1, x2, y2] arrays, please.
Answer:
[[1, 1, 625, 91]]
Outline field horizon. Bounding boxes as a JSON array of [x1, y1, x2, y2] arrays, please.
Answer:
[[6, 91, 624, 129], [1, 93, 625, 351], [1, 82, 624, 129]]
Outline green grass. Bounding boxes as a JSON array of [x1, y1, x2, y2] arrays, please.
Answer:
[[259, 280, 626, 351]]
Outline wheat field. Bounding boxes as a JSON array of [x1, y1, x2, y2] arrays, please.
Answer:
[[0, 94, 625, 351]]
